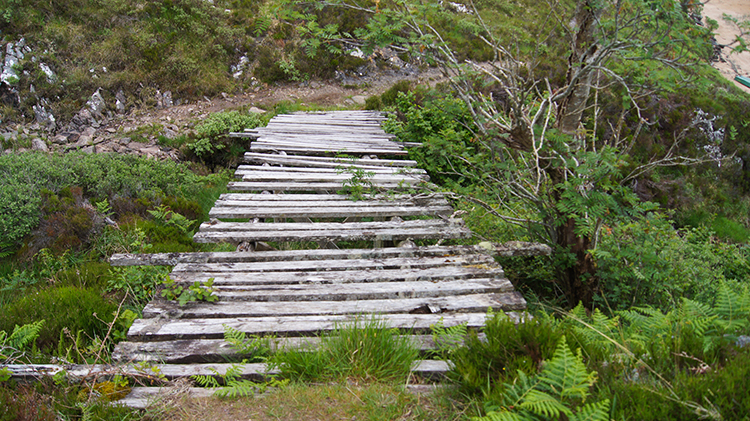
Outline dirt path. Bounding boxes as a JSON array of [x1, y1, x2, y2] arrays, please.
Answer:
[[703, 0, 750, 91]]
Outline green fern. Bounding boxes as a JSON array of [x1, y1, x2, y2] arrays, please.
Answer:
[[223, 325, 272, 362], [431, 318, 468, 357], [0, 319, 45, 362], [475, 337, 609, 421]]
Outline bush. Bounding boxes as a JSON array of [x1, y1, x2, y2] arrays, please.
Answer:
[[0, 286, 116, 352], [449, 311, 562, 396], [0, 152, 226, 250], [593, 213, 750, 311]]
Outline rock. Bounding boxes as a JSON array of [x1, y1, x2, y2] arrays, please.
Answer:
[[2, 38, 26, 86], [52, 134, 68, 145], [115, 90, 127, 114], [248, 107, 266, 114], [119, 137, 131, 145], [75, 127, 97, 146], [31, 137, 48, 152], [163, 91, 173, 108], [80, 145, 95, 154], [162, 128, 178, 140], [309, 81, 322, 89], [352, 95, 367, 105], [39, 62, 55, 83], [33, 103, 56, 131], [86, 89, 106, 118], [738, 336, 750, 348]]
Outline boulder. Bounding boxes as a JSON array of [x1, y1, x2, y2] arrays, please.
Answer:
[[33, 103, 56, 131], [86, 89, 106, 119], [31, 138, 48, 152], [115, 90, 127, 114]]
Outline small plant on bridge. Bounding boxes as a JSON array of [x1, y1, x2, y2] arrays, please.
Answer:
[[160, 277, 218, 306]]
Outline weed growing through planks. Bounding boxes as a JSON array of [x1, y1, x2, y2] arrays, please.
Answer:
[[336, 157, 377, 201], [160, 277, 218, 306], [270, 316, 418, 383]]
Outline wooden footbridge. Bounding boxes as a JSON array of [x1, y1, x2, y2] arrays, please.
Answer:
[[106, 110, 528, 406]]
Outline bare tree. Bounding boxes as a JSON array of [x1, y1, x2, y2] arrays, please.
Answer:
[[307, 0, 716, 307]]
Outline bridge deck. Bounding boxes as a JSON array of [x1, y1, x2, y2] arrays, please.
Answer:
[[110, 110, 526, 407]]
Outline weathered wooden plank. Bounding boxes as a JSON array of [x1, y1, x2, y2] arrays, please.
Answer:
[[237, 172, 426, 183], [216, 193, 445, 203], [109, 245, 490, 266], [193, 226, 470, 243], [128, 312, 523, 341], [171, 264, 504, 286], [244, 152, 417, 167], [171, 254, 494, 273], [235, 165, 426, 175], [142, 292, 524, 319], [199, 219, 463, 232], [209, 205, 452, 219], [113, 335, 444, 364], [203, 278, 514, 302], [227, 181, 416, 192], [250, 145, 409, 156]]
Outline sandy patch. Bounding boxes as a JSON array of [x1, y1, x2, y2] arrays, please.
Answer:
[[702, 0, 750, 91]]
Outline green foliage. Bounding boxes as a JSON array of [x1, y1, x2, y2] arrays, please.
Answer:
[[107, 266, 171, 308], [0, 152, 224, 250], [192, 362, 288, 398], [147, 204, 195, 234], [0, 286, 116, 352], [593, 214, 750, 311], [431, 318, 468, 358], [160, 277, 218, 306], [0, 320, 45, 364], [224, 325, 272, 363], [270, 316, 418, 382], [449, 311, 562, 396], [477, 337, 609, 421], [337, 165, 376, 200], [188, 110, 263, 165]]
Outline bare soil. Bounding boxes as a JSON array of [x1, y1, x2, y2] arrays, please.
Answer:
[[703, 0, 750, 92]]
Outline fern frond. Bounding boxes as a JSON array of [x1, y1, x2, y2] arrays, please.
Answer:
[[215, 379, 258, 398], [474, 410, 526, 421], [3, 320, 45, 352], [191, 374, 220, 388], [539, 337, 593, 401], [570, 399, 611, 421], [519, 389, 572, 418]]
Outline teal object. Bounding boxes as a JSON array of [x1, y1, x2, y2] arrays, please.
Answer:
[[736, 75, 750, 89]]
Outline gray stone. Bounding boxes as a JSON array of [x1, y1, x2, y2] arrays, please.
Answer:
[[31, 138, 48, 152], [119, 137, 131, 145], [738, 335, 750, 348], [352, 95, 367, 105], [115, 90, 127, 114], [163, 91, 173, 108], [52, 134, 68, 144], [162, 128, 178, 140], [33, 104, 56, 131], [86, 89, 106, 118], [309, 81, 322, 89], [80, 145, 95, 154], [248, 107, 266, 114]]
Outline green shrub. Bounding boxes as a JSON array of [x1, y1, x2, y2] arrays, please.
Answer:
[[593, 214, 750, 311], [0, 152, 225, 251], [0, 286, 116, 352], [449, 311, 562, 396]]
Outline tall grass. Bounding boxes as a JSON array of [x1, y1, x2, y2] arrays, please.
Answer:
[[270, 316, 419, 383]]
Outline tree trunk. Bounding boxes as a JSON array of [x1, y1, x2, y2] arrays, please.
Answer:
[[557, 0, 603, 135], [556, 218, 597, 309]]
